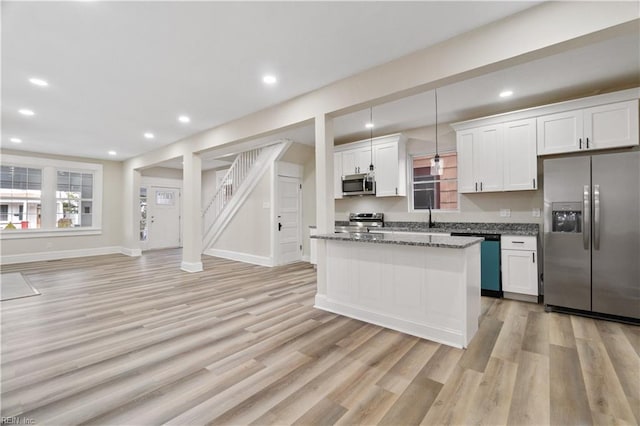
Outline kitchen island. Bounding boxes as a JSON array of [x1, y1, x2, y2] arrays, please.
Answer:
[[311, 232, 483, 348]]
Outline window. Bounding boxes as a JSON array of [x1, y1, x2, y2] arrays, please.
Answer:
[[56, 171, 94, 228], [411, 152, 458, 211], [0, 154, 102, 236], [140, 187, 148, 241], [0, 166, 42, 229]]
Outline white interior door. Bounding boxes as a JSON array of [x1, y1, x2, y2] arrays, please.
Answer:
[[277, 175, 302, 265], [147, 186, 181, 250]]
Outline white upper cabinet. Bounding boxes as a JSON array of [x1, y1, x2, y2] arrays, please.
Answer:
[[342, 147, 372, 175], [456, 120, 535, 194], [334, 133, 407, 199], [457, 130, 476, 193], [537, 100, 639, 155], [475, 125, 503, 192], [536, 110, 583, 155], [584, 100, 639, 151], [454, 89, 638, 194], [503, 119, 537, 191], [374, 141, 406, 197]]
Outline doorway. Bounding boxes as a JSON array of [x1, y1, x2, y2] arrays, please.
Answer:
[[147, 186, 181, 250], [277, 175, 302, 265]]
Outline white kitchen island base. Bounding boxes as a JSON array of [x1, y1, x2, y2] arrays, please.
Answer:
[[314, 236, 481, 348]]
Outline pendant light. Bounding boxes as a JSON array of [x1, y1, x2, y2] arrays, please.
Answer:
[[431, 89, 444, 176], [367, 106, 375, 181]]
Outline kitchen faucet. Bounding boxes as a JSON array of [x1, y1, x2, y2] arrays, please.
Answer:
[[428, 205, 435, 229]]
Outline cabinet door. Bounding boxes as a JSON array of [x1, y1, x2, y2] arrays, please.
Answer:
[[342, 148, 373, 174], [475, 125, 503, 192], [503, 119, 537, 191], [584, 100, 639, 150], [501, 249, 538, 296], [374, 142, 400, 197], [357, 148, 374, 174], [342, 150, 358, 175], [457, 129, 477, 193], [537, 110, 583, 155], [334, 152, 343, 200]]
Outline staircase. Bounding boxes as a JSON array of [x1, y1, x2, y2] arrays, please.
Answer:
[[202, 140, 291, 251]]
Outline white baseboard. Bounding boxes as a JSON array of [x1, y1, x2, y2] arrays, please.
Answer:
[[120, 247, 142, 257], [204, 248, 274, 267], [180, 261, 204, 273], [302, 254, 310, 262], [1, 246, 124, 265], [314, 295, 465, 349]]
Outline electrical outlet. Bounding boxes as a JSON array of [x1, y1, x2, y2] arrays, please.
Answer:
[[532, 208, 541, 217], [500, 209, 511, 217]]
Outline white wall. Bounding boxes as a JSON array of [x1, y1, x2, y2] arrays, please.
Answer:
[[141, 167, 183, 180], [212, 169, 272, 258], [0, 150, 124, 262]]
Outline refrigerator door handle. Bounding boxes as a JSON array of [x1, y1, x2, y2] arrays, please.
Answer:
[[583, 185, 590, 250], [594, 184, 600, 250]]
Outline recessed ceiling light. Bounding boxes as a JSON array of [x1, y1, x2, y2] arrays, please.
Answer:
[[29, 77, 49, 87], [144, 132, 155, 139], [263, 75, 277, 85], [108, 150, 117, 156], [499, 90, 514, 98], [365, 122, 374, 129], [178, 115, 190, 123], [18, 109, 35, 116], [10, 138, 22, 144]]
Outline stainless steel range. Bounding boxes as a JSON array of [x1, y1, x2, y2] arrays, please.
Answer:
[[335, 213, 384, 233]]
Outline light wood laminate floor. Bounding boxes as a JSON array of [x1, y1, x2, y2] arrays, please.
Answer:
[[1, 249, 638, 425]]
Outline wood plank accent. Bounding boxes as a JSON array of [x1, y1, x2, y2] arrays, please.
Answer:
[[1, 249, 638, 425]]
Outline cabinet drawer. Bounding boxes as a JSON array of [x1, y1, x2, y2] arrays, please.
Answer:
[[501, 235, 536, 250]]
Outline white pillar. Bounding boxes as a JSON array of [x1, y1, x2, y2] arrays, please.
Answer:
[[121, 167, 142, 256], [40, 166, 57, 229], [181, 151, 203, 273], [314, 114, 335, 296]]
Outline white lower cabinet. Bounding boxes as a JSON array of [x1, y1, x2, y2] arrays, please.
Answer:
[[501, 235, 538, 296]]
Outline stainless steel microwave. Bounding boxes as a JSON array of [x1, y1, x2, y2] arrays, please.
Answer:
[[342, 173, 375, 196]]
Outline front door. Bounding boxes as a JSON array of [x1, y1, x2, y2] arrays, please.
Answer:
[[277, 176, 302, 265], [147, 186, 181, 250]]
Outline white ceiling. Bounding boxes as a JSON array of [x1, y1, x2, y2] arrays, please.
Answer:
[[3, 2, 638, 171], [2, 1, 541, 161], [191, 30, 639, 170]]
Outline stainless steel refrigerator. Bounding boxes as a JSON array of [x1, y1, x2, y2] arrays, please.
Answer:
[[544, 151, 640, 321]]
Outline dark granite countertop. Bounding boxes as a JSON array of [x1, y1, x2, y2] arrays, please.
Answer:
[[311, 232, 483, 249], [310, 222, 538, 236]]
